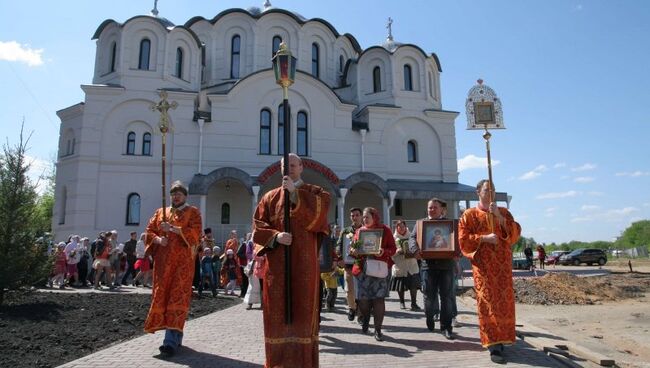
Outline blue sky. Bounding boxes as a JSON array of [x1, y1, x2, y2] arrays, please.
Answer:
[[1, 1, 649, 243]]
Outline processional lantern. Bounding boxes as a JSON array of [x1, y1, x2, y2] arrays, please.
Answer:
[[272, 42, 297, 98], [466, 79, 506, 231]]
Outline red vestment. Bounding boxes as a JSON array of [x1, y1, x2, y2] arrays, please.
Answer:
[[458, 206, 521, 347], [253, 183, 330, 368], [144, 205, 202, 333]]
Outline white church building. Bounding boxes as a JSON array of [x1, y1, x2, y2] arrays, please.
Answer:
[[53, 2, 505, 243]]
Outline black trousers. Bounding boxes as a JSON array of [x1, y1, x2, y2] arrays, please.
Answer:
[[421, 267, 454, 331]]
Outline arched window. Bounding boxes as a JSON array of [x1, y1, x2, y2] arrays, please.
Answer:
[[221, 203, 230, 224], [339, 55, 344, 73], [311, 43, 319, 78], [278, 103, 290, 155], [138, 39, 150, 70], [59, 186, 67, 225], [109, 42, 117, 73], [71, 138, 75, 155], [404, 64, 413, 91], [175, 47, 183, 79], [297, 111, 308, 156], [407, 140, 418, 162], [126, 132, 136, 155], [126, 193, 141, 225], [230, 35, 240, 79], [260, 109, 271, 155], [428, 72, 433, 97], [373, 66, 381, 93], [142, 133, 152, 156], [272, 36, 282, 58]]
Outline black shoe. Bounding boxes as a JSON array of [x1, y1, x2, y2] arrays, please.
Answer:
[[374, 330, 384, 341], [490, 350, 505, 364], [361, 317, 370, 333], [411, 303, 422, 311], [347, 309, 356, 321], [426, 318, 435, 332], [158, 345, 175, 358], [443, 329, 454, 340]]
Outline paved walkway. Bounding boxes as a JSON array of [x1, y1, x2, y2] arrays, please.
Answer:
[[58, 290, 568, 368]]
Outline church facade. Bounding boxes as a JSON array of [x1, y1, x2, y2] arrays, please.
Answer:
[[53, 4, 498, 243]]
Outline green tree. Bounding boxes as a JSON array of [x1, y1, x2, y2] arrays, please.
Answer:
[[33, 160, 55, 236], [617, 220, 650, 249], [0, 127, 50, 305]]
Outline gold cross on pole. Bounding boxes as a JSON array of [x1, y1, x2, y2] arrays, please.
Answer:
[[150, 90, 178, 222]]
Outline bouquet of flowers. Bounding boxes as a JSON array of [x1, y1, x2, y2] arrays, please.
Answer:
[[347, 232, 364, 276]]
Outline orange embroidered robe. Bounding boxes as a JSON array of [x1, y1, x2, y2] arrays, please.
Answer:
[[458, 206, 521, 348], [253, 183, 330, 368], [144, 205, 202, 333], [222, 238, 239, 260]]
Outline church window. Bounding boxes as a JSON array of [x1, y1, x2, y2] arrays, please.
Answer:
[[260, 109, 271, 155], [339, 55, 344, 73], [126, 132, 136, 155], [175, 47, 183, 79], [59, 186, 67, 225], [404, 64, 413, 91], [297, 111, 308, 156], [109, 42, 117, 73], [221, 203, 230, 224], [311, 43, 320, 78], [126, 193, 141, 225], [428, 72, 433, 97], [407, 140, 418, 162], [138, 39, 151, 70], [272, 36, 282, 58], [373, 66, 381, 93], [230, 35, 240, 79], [142, 133, 152, 156]]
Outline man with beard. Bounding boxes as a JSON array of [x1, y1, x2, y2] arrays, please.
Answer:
[[143, 181, 202, 358]]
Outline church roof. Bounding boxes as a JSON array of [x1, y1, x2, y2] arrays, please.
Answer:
[[92, 16, 203, 48]]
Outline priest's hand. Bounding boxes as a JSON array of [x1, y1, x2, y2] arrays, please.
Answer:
[[489, 203, 506, 226], [481, 233, 498, 245], [155, 236, 168, 247], [282, 176, 296, 193], [277, 232, 292, 245]]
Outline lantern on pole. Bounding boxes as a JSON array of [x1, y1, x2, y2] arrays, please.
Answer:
[[466, 79, 505, 231], [271, 41, 296, 324]]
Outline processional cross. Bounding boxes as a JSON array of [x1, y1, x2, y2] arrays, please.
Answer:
[[151, 91, 177, 221]]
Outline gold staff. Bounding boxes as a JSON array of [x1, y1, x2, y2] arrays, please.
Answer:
[[151, 91, 178, 222]]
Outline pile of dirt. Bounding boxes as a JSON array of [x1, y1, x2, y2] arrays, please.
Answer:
[[0, 290, 240, 368], [462, 272, 650, 305]]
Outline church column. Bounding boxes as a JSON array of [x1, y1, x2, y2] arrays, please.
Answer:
[[197, 118, 205, 174], [384, 190, 397, 226], [338, 188, 348, 228], [251, 185, 261, 216], [200, 195, 207, 229], [360, 129, 367, 172]]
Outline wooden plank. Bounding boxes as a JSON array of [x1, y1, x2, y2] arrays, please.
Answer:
[[544, 346, 570, 357], [567, 342, 615, 367], [547, 352, 584, 368]]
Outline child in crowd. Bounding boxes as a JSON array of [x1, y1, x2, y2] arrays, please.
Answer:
[[50, 242, 68, 289], [199, 247, 217, 297], [320, 264, 344, 311], [211, 246, 222, 289], [132, 233, 152, 287], [221, 249, 241, 295]]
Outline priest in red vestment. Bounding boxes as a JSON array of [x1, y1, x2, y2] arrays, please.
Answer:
[[458, 179, 521, 364], [144, 181, 203, 358], [253, 153, 331, 368]]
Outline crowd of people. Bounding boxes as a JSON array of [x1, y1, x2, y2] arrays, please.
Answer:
[[46, 155, 520, 366]]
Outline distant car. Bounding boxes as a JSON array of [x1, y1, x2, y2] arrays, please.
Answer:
[[559, 248, 607, 266], [512, 257, 530, 270], [545, 250, 571, 265]]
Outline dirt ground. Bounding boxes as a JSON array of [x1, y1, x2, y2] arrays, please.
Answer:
[[0, 289, 239, 368], [462, 258, 650, 368]]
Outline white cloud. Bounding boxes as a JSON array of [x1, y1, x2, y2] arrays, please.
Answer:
[[457, 154, 500, 172], [517, 164, 548, 180], [536, 190, 579, 200], [544, 207, 557, 218], [573, 176, 594, 183], [0, 41, 44, 66], [25, 155, 51, 194], [615, 171, 650, 177], [571, 163, 597, 172], [581, 205, 600, 211], [553, 162, 567, 169], [570, 206, 639, 223], [587, 191, 604, 197]]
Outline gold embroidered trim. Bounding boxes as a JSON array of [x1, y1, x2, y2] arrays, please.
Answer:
[[306, 194, 322, 231], [265, 335, 319, 344]]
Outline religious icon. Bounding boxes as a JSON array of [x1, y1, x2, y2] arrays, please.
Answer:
[[474, 102, 494, 125], [416, 220, 457, 259], [356, 229, 383, 255]]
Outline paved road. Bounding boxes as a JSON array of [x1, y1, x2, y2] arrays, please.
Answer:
[[57, 290, 566, 368]]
